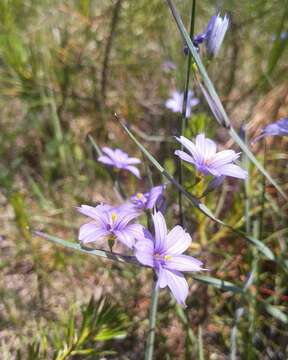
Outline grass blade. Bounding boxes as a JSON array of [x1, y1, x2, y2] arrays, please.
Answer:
[[34, 230, 138, 265], [265, 304, 288, 324], [192, 275, 243, 294]]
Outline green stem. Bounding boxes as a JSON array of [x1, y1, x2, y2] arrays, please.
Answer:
[[178, 0, 196, 226], [259, 140, 267, 241], [244, 129, 251, 235], [145, 281, 159, 360]]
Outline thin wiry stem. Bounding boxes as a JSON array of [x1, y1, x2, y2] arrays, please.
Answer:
[[178, 0, 196, 226], [259, 140, 267, 241], [101, 0, 123, 101], [244, 128, 251, 235], [145, 281, 159, 360]]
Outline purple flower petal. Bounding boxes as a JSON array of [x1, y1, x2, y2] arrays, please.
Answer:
[[79, 223, 109, 243], [175, 136, 201, 163], [205, 13, 229, 57], [195, 133, 206, 154], [174, 150, 195, 164], [253, 117, 288, 142], [165, 90, 199, 117], [145, 185, 164, 209], [126, 157, 141, 165], [115, 210, 141, 230], [152, 211, 167, 253], [97, 155, 115, 166], [134, 235, 154, 267], [102, 147, 117, 159], [157, 267, 189, 307], [209, 150, 240, 168], [125, 165, 141, 178], [125, 224, 145, 240], [114, 229, 135, 248], [164, 255, 204, 272], [165, 225, 191, 255], [190, 98, 200, 107], [77, 205, 110, 226], [218, 164, 247, 179]]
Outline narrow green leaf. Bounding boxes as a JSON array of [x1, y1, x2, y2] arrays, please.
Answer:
[[88, 134, 102, 157], [197, 326, 205, 360], [192, 275, 243, 294], [165, 0, 287, 200], [265, 304, 288, 324], [33, 230, 139, 265]]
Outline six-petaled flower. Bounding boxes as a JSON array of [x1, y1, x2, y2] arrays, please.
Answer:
[[134, 211, 205, 306], [175, 134, 247, 179], [98, 147, 141, 178], [77, 204, 143, 249], [165, 90, 199, 117]]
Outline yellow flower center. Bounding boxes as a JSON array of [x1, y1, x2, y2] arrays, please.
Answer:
[[136, 192, 143, 199], [111, 212, 117, 222], [154, 253, 172, 261]]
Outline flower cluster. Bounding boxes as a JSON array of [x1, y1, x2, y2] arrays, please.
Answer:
[[78, 131, 247, 305], [76, 9, 250, 305]]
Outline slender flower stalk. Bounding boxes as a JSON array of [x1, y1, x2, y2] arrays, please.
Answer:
[[135, 211, 205, 306], [98, 147, 141, 178], [175, 134, 247, 179], [145, 281, 158, 360], [77, 204, 143, 248], [179, 0, 197, 226]]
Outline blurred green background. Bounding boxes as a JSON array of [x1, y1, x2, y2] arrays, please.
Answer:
[[0, 0, 287, 358]]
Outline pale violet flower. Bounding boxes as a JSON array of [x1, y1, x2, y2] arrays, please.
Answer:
[[129, 185, 164, 211], [134, 211, 205, 306], [98, 147, 141, 178], [194, 13, 229, 57], [77, 204, 143, 249], [175, 134, 247, 179], [165, 90, 199, 117], [253, 117, 288, 143], [162, 60, 177, 72]]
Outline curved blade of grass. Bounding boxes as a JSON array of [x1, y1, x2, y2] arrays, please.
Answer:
[[192, 275, 243, 294], [119, 121, 277, 262], [33, 230, 138, 265], [265, 304, 288, 324], [165, 0, 287, 201]]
